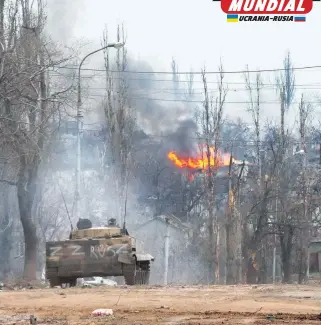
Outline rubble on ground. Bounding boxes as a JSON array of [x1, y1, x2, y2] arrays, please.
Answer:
[[92, 308, 113, 316], [0, 279, 48, 290]]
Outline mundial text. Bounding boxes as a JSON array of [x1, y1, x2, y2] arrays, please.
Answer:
[[228, 0, 305, 12]]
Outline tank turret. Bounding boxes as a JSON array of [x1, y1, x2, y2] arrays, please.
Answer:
[[76, 218, 92, 230], [108, 218, 117, 227]]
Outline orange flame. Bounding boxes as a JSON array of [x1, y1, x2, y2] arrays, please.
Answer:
[[167, 145, 234, 170]]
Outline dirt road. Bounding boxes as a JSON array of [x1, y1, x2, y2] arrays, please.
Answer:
[[1, 284, 321, 324]]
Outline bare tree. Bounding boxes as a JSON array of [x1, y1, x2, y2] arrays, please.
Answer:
[[277, 51, 295, 149], [102, 24, 135, 226], [186, 69, 194, 100], [244, 68, 262, 176], [243, 68, 276, 283], [275, 52, 296, 283], [297, 94, 312, 283], [0, 0, 74, 280], [195, 62, 227, 284], [171, 57, 179, 96], [277, 51, 295, 112]]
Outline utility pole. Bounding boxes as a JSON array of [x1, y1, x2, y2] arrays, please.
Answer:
[[272, 193, 277, 283], [74, 42, 124, 222], [164, 217, 170, 285], [226, 155, 233, 284], [215, 222, 220, 284], [303, 147, 309, 282], [225, 129, 248, 284]]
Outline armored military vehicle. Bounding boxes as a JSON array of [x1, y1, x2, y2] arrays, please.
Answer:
[[45, 218, 154, 287]]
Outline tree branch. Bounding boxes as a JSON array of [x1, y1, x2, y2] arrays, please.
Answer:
[[0, 178, 16, 186]]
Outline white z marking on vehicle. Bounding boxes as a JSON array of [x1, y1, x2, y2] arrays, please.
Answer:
[[115, 244, 128, 254], [69, 244, 85, 256], [49, 246, 62, 256]]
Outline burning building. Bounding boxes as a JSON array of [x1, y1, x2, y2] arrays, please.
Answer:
[[167, 144, 246, 183]]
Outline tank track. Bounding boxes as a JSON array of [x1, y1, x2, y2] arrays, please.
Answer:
[[123, 262, 150, 285], [46, 267, 60, 288], [46, 268, 77, 288]]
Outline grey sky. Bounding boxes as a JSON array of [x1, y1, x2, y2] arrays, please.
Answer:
[[46, 0, 321, 129]]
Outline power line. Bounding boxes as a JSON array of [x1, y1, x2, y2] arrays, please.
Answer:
[[84, 94, 321, 105], [51, 70, 320, 87], [55, 64, 321, 75], [77, 130, 321, 146], [49, 72, 321, 85], [50, 84, 321, 93]]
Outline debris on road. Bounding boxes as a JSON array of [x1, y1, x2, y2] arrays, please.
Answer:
[[0, 315, 30, 324], [80, 277, 117, 287], [92, 309, 113, 316], [29, 314, 37, 324], [265, 314, 275, 320]]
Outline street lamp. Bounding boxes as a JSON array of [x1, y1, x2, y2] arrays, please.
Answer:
[[74, 42, 124, 222]]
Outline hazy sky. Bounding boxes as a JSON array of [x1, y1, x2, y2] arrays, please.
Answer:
[[46, 0, 321, 129]]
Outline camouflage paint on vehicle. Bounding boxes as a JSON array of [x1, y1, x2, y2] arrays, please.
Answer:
[[45, 224, 154, 287]]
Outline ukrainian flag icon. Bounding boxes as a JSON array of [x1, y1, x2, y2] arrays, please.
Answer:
[[227, 14, 238, 22]]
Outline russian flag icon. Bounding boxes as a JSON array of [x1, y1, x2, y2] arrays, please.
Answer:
[[294, 16, 306, 22]]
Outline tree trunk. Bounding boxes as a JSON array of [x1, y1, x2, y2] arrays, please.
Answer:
[[297, 165, 309, 284], [280, 225, 294, 283], [17, 158, 38, 281], [17, 184, 38, 281], [226, 210, 237, 283], [257, 243, 268, 284], [225, 221, 234, 284], [246, 243, 259, 284], [0, 222, 12, 279], [226, 207, 242, 284], [207, 199, 215, 284], [235, 210, 243, 283], [282, 257, 291, 283], [297, 245, 308, 284], [242, 217, 253, 283], [16, 30, 47, 282], [226, 188, 243, 284], [0, 183, 12, 279], [215, 222, 220, 284]]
